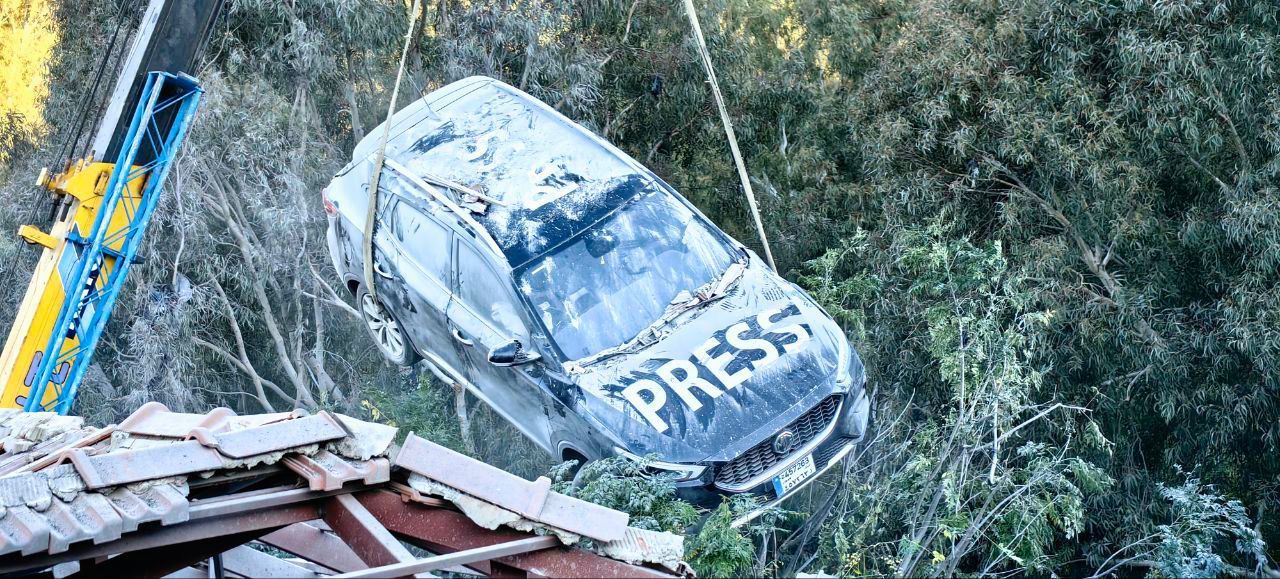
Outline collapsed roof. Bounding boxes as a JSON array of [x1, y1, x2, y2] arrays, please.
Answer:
[[0, 402, 688, 578]]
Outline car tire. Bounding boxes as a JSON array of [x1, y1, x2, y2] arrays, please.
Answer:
[[570, 459, 592, 490], [356, 286, 420, 367]]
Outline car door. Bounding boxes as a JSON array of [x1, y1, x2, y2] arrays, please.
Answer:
[[381, 194, 467, 378], [446, 239, 556, 453]]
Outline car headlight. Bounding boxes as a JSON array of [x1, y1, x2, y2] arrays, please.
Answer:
[[840, 388, 871, 439], [614, 448, 706, 481], [836, 338, 854, 387]]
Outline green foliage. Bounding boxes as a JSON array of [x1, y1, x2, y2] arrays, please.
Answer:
[[801, 220, 1119, 576], [554, 456, 699, 533], [6, 0, 1279, 574], [362, 370, 469, 450], [0, 0, 58, 161], [365, 371, 552, 479], [1153, 470, 1268, 578], [550, 456, 765, 577], [684, 497, 757, 578]]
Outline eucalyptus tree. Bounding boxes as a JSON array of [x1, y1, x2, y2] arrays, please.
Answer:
[[80, 0, 410, 418], [794, 0, 1280, 574]]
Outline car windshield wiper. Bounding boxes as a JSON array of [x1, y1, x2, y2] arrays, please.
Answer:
[[567, 256, 749, 373]]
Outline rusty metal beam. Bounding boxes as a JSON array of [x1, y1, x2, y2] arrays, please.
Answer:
[[323, 493, 417, 569], [395, 434, 628, 543], [259, 522, 367, 573], [333, 536, 560, 579], [0, 405, 683, 579], [189, 484, 370, 520], [221, 544, 319, 578], [357, 490, 674, 578], [0, 495, 322, 575], [71, 529, 267, 579]]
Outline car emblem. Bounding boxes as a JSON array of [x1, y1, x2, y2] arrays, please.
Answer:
[[772, 430, 797, 455]]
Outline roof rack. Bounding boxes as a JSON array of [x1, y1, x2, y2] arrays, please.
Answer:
[[385, 158, 504, 256], [417, 169, 506, 207], [0, 402, 688, 578]]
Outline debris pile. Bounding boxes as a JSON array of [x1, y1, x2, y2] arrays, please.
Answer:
[[0, 402, 687, 577]]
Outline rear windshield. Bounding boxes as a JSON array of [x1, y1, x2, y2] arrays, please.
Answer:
[[516, 183, 736, 360]]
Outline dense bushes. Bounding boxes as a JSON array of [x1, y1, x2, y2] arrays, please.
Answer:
[[2, 0, 1278, 574]]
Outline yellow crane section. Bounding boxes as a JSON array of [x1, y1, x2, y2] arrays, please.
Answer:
[[0, 161, 146, 410]]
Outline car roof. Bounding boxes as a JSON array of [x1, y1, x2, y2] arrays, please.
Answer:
[[358, 77, 658, 268]]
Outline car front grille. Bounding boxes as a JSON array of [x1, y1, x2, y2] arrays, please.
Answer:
[[715, 395, 842, 489], [815, 436, 857, 466]]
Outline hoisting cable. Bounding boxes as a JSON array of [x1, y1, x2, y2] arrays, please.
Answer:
[[680, 0, 777, 272], [361, 0, 422, 304]]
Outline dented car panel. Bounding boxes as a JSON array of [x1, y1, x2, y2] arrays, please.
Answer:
[[325, 76, 870, 510], [566, 263, 860, 463]]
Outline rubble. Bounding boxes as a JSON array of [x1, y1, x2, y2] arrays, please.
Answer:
[[0, 403, 688, 578]]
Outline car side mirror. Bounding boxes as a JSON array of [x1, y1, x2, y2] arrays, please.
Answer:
[[488, 339, 541, 367]]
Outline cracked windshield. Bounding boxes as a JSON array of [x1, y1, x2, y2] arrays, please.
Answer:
[[517, 183, 735, 361]]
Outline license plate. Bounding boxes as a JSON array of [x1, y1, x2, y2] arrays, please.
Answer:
[[772, 453, 816, 497]]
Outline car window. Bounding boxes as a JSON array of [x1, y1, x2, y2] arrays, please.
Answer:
[[455, 242, 528, 341], [515, 186, 736, 361], [392, 201, 450, 280]]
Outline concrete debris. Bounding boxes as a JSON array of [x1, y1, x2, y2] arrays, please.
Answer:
[[597, 527, 687, 572], [0, 404, 686, 578], [330, 413, 397, 460], [407, 472, 584, 545], [0, 413, 84, 454]]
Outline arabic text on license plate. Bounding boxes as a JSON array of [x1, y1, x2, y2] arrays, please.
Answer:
[[772, 453, 816, 497]]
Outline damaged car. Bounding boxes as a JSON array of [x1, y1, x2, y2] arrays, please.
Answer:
[[323, 76, 870, 522]]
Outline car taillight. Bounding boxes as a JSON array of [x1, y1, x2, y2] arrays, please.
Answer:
[[322, 188, 337, 216]]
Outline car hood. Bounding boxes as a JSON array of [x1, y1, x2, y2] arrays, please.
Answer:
[[570, 260, 861, 463]]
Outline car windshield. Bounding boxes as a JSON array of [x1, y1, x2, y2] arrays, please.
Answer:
[[516, 185, 737, 361]]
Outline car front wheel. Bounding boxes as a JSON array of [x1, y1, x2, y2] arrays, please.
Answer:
[[357, 287, 419, 367]]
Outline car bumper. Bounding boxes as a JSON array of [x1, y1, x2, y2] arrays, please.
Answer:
[[670, 390, 870, 525], [324, 216, 348, 282], [671, 433, 863, 524], [665, 415, 865, 527], [729, 436, 858, 528]]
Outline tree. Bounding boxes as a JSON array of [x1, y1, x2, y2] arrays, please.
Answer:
[[792, 0, 1280, 573], [5, 0, 1278, 574], [0, 0, 58, 162]]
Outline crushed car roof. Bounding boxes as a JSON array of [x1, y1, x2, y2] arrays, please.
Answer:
[[0, 403, 687, 577], [358, 76, 661, 267]]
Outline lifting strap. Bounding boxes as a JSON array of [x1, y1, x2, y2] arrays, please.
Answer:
[[681, 0, 777, 272], [362, 0, 422, 304]]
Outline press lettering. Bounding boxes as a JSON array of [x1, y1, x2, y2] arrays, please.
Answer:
[[656, 359, 722, 412], [726, 321, 779, 370], [619, 304, 816, 433], [693, 337, 748, 390], [622, 379, 669, 432]]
